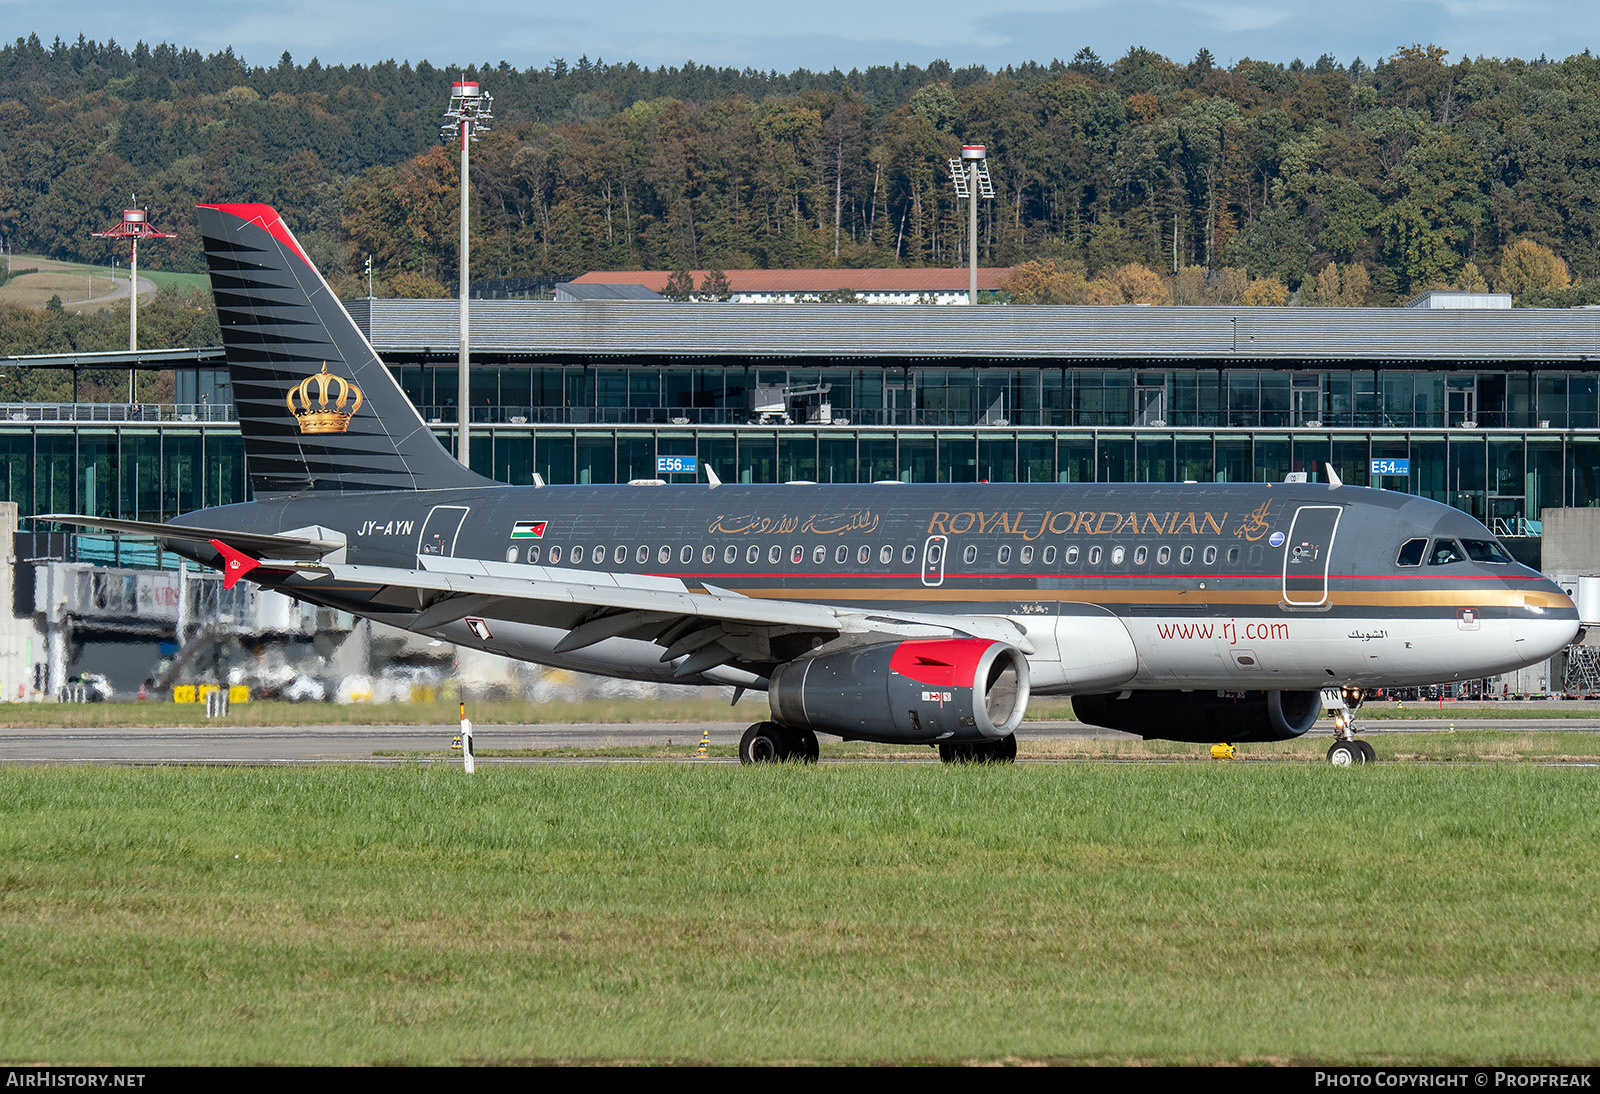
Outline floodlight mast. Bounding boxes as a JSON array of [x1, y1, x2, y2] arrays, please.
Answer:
[[442, 79, 492, 466], [91, 205, 174, 404], [948, 146, 994, 304]]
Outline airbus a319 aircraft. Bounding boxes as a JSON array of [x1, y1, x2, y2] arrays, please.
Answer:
[[51, 204, 1581, 764]]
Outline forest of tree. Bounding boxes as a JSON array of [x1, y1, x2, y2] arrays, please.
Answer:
[[3, 34, 1600, 308]]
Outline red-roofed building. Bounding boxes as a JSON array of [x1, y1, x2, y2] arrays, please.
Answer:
[[567, 267, 1015, 305]]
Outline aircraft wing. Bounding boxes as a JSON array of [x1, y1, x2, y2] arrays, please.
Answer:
[[295, 554, 1034, 678]]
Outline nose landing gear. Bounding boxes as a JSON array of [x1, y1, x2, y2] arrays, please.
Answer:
[[1324, 686, 1376, 765], [1327, 738, 1377, 766]]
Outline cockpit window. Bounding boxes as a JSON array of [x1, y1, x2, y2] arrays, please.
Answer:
[[1461, 538, 1513, 565], [1428, 538, 1465, 565], [1396, 538, 1427, 567]]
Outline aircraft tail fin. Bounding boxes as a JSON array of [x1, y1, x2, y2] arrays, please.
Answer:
[[196, 203, 487, 498]]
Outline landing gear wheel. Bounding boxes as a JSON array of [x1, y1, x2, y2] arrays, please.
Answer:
[[1327, 740, 1365, 766], [1356, 740, 1376, 763], [938, 735, 1018, 764], [793, 728, 820, 764], [739, 721, 790, 765]]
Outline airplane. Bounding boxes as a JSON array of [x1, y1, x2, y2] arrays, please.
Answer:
[[45, 203, 1582, 765]]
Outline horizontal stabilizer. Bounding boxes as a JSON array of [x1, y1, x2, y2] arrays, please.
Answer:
[[37, 515, 345, 559]]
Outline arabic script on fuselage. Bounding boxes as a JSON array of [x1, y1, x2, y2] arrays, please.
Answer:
[[709, 510, 881, 536]]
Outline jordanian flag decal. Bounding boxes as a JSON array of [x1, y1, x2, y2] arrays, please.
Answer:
[[511, 520, 548, 539]]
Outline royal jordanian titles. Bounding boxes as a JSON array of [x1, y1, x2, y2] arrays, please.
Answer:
[[49, 204, 1581, 765]]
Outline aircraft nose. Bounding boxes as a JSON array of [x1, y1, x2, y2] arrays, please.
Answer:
[[1511, 581, 1581, 663]]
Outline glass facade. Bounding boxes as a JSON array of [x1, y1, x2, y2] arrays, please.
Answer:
[[388, 361, 1600, 432], [9, 359, 1600, 553], [5, 420, 1590, 542], [1, 426, 246, 522]]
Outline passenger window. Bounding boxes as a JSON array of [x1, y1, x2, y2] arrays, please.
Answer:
[[880, 545, 893, 564], [615, 546, 628, 565], [1065, 546, 1079, 565], [1226, 546, 1239, 564], [592, 547, 604, 565], [1111, 546, 1124, 565], [1043, 545, 1056, 565], [1396, 538, 1427, 567], [549, 545, 562, 564], [1203, 545, 1217, 565], [1133, 546, 1147, 565], [1428, 539, 1465, 566], [725, 545, 738, 564], [703, 545, 716, 564], [658, 546, 671, 564], [902, 545, 916, 564], [1089, 546, 1102, 565], [768, 545, 782, 564], [813, 546, 826, 564], [963, 545, 977, 564], [1180, 546, 1194, 565], [998, 545, 1012, 565], [791, 545, 804, 564], [1157, 545, 1171, 565], [680, 545, 694, 564], [506, 547, 518, 563], [746, 545, 760, 564], [1021, 545, 1034, 565], [637, 546, 650, 564], [527, 545, 540, 564]]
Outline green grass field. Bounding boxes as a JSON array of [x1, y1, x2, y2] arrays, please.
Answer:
[[0, 696, 773, 729], [5, 695, 1596, 730], [1, 764, 1597, 1065], [0, 254, 210, 310]]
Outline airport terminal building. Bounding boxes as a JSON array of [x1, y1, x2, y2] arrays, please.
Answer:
[[6, 297, 1600, 563]]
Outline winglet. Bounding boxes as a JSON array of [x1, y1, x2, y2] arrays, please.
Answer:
[[706, 465, 722, 489], [209, 539, 261, 589], [1325, 463, 1344, 489]]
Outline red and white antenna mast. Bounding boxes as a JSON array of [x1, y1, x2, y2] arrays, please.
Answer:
[[92, 203, 174, 403], [441, 78, 492, 466]]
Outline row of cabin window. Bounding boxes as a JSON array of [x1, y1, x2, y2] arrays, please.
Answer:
[[956, 542, 1238, 568], [505, 541, 1240, 569], [511, 543, 917, 567]]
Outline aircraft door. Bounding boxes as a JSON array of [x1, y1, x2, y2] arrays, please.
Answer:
[[418, 505, 470, 562], [1281, 505, 1342, 607], [922, 535, 948, 587]]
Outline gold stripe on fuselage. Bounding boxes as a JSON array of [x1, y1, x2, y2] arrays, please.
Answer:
[[727, 586, 1566, 610]]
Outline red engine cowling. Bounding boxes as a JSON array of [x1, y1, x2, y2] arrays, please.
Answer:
[[768, 638, 1030, 744], [1071, 688, 1322, 743]]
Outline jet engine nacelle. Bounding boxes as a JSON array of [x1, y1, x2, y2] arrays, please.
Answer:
[[1071, 688, 1321, 743], [768, 638, 1030, 744]]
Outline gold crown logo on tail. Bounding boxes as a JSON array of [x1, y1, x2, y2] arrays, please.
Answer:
[[287, 363, 364, 434]]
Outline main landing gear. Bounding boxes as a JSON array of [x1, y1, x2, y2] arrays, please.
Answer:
[[738, 721, 820, 764], [1325, 686, 1377, 765], [938, 735, 1018, 764]]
